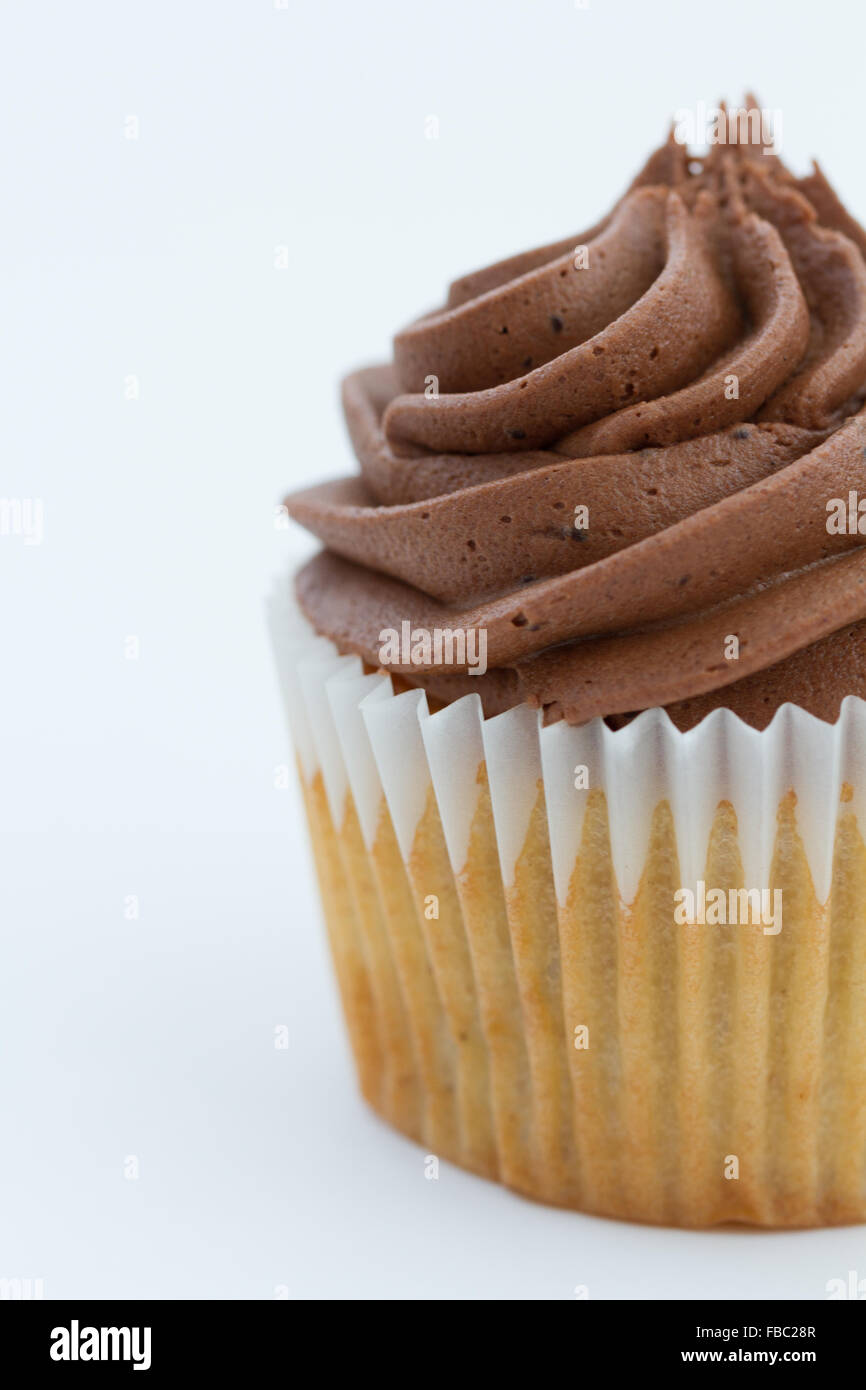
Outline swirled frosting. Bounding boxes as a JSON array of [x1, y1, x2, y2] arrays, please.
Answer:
[[288, 106, 866, 729]]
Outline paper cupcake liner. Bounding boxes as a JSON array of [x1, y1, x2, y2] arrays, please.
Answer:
[[268, 576, 866, 1227]]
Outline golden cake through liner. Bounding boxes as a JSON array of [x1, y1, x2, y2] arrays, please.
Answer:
[[271, 604, 866, 1228]]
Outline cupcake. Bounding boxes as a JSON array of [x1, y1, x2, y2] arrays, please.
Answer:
[[270, 100, 866, 1227]]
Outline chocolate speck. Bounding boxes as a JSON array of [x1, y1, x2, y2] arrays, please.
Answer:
[[733, 427, 751, 440], [507, 428, 527, 440], [550, 314, 564, 333]]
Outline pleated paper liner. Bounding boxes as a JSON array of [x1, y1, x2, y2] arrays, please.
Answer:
[[268, 579, 866, 1227]]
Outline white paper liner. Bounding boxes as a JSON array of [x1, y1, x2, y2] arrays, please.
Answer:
[[419, 694, 486, 876], [483, 703, 545, 888], [326, 671, 392, 849], [363, 688, 431, 863], [268, 577, 866, 907]]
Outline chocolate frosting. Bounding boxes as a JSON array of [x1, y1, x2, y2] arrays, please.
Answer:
[[288, 104, 866, 729]]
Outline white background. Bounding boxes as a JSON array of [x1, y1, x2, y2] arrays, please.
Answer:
[[2, 0, 866, 1300]]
